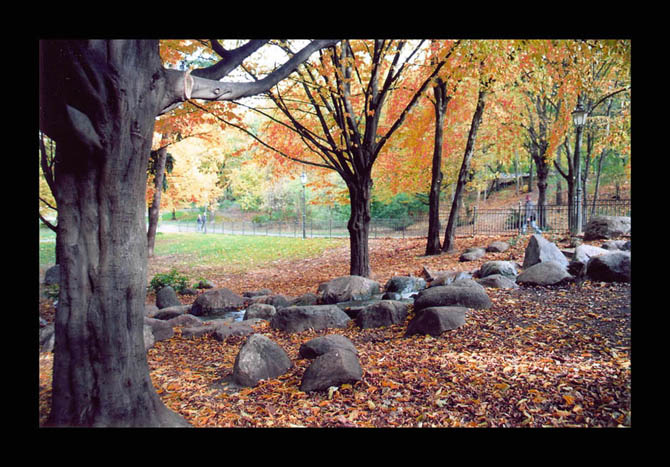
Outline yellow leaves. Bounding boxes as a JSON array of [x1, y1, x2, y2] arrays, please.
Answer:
[[562, 394, 576, 406], [494, 382, 510, 392]]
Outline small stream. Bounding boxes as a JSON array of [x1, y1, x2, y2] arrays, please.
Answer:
[[193, 292, 416, 323]]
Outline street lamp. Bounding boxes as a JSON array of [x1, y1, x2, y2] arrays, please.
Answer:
[[301, 171, 307, 239], [571, 100, 588, 235]]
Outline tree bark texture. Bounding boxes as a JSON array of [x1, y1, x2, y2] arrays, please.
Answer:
[[41, 40, 188, 427], [347, 176, 372, 278], [425, 79, 449, 256], [442, 88, 487, 253], [40, 38, 340, 426]]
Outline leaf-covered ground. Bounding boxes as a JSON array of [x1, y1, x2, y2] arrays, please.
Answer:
[[39, 235, 631, 427]]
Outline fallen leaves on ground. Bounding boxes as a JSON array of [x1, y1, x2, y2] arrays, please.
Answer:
[[39, 235, 631, 427]]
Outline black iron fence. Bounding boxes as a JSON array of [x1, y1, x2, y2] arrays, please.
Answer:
[[463, 199, 631, 235], [162, 199, 630, 239]]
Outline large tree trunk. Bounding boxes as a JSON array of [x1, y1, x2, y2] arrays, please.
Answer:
[[347, 176, 372, 278], [41, 40, 188, 427], [147, 147, 168, 258], [442, 89, 487, 253], [425, 79, 449, 256]]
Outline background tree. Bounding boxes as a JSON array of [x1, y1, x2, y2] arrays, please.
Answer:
[[38, 38, 338, 427], [223, 39, 460, 276], [441, 41, 517, 253]]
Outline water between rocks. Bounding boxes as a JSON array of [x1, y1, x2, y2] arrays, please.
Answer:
[[193, 292, 416, 323]]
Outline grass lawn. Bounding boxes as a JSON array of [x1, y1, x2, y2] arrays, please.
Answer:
[[40, 227, 346, 278], [150, 232, 345, 274]]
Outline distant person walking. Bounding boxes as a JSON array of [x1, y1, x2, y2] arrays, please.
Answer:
[[196, 214, 203, 232], [521, 195, 542, 234]]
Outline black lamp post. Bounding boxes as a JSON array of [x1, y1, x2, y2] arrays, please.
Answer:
[[571, 99, 588, 235]]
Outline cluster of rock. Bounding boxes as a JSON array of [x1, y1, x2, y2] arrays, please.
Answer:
[[40, 215, 631, 394]]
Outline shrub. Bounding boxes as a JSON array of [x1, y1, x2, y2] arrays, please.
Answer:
[[149, 268, 189, 294]]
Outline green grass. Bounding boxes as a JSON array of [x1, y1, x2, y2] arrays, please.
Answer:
[[39, 227, 57, 272], [40, 229, 346, 275], [152, 232, 344, 272]]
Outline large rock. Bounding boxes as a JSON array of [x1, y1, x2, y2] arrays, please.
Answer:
[[152, 305, 191, 320], [573, 244, 609, 265], [43, 265, 60, 286], [249, 294, 291, 309], [156, 286, 181, 309], [522, 234, 569, 270], [584, 216, 631, 240], [143, 317, 174, 342], [143, 324, 154, 351], [180, 319, 256, 340], [40, 323, 55, 353], [243, 303, 277, 321], [232, 334, 292, 388], [602, 239, 631, 251], [166, 313, 202, 328], [517, 261, 573, 286], [299, 335, 358, 359], [476, 274, 519, 289], [270, 305, 351, 333], [354, 300, 410, 329], [428, 270, 473, 287], [212, 321, 256, 341], [479, 260, 519, 279], [384, 276, 426, 296], [289, 293, 320, 307], [586, 251, 631, 283], [300, 349, 362, 392], [317, 275, 381, 304], [405, 306, 468, 336], [460, 247, 486, 262], [189, 287, 246, 317], [414, 279, 492, 312]]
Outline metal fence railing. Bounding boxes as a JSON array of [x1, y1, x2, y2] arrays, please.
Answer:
[[160, 199, 630, 239], [466, 199, 631, 235]]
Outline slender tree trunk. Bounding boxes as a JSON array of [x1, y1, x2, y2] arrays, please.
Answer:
[[442, 89, 487, 253], [426, 80, 449, 256], [347, 175, 372, 277], [42, 40, 189, 427], [147, 147, 168, 258], [535, 161, 549, 228]]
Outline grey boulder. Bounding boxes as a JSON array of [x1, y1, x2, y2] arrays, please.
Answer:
[[414, 279, 492, 312], [584, 216, 631, 240], [300, 349, 362, 392], [586, 251, 631, 283], [479, 260, 519, 279], [354, 300, 410, 329], [189, 287, 245, 317], [299, 334, 358, 359], [522, 234, 569, 269], [156, 286, 181, 309], [244, 303, 277, 321], [232, 334, 292, 387], [317, 275, 381, 304], [476, 274, 519, 289], [517, 261, 573, 286], [270, 305, 351, 333], [405, 306, 468, 336], [460, 247, 486, 262]]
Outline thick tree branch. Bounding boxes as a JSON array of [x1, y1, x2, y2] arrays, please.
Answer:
[[159, 39, 340, 114], [191, 40, 268, 80]]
